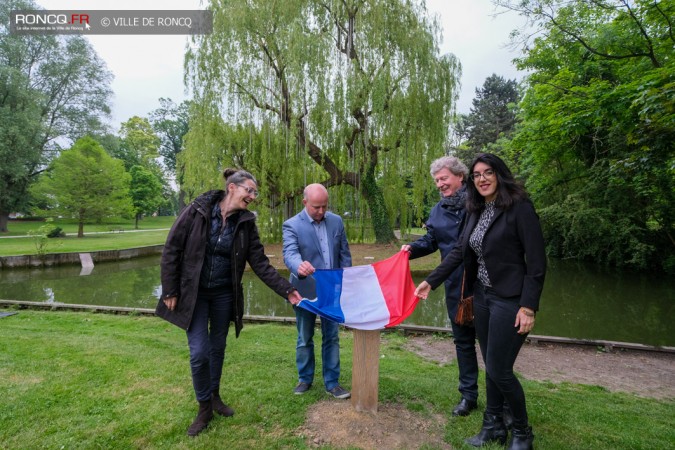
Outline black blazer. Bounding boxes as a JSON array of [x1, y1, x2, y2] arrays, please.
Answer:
[[426, 199, 546, 311]]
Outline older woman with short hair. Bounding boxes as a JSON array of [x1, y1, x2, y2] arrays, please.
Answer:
[[402, 155, 480, 417]]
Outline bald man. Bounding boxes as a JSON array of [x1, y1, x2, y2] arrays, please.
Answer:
[[282, 184, 352, 399]]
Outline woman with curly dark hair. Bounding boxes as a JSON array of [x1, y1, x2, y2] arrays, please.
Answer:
[[415, 153, 546, 450]]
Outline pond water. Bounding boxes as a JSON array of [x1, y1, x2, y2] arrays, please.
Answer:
[[0, 256, 672, 347]]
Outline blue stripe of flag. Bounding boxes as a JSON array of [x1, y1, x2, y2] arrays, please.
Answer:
[[298, 268, 345, 323]]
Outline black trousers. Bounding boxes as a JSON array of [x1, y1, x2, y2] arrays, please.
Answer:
[[449, 317, 479, 402], [473, 282, 529, 428], [186, 288, 234, 402]]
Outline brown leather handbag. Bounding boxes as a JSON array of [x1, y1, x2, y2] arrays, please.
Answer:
[[454, 272, 474, 325]]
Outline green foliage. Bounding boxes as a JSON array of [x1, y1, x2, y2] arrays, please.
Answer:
[[114, 116, 161, 171], [31, 137, 134, 237], [498, 0, 675, 272], [0, 59, 43, 230], [129, 165, 163, 229], [0, 0, 113, 232], [26, 219, 62, 259], [46, 226, 65, 238], [149, 98, 191, 176], [539, 194, 654, 269], [184, 0, 460, 242], [462, 73, 521, 153], [149, 99, 192, 211]]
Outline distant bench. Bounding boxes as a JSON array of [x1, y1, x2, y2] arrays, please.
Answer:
[[108, 227, 124, 233]]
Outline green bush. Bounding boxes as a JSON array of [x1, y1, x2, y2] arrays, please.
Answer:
[[539, 194, 656, 270], [47, 226, 65, 238]]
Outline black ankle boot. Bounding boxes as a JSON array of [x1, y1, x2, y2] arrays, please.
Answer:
[[507, 425, 534, 450], [465, 412, 508, 447], [211, 390, 235, 417], [503, 401, 514, 430], [187, 400, 214, 437]]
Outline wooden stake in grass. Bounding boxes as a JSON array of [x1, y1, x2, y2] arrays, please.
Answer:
[[351, 329, 380, 413]]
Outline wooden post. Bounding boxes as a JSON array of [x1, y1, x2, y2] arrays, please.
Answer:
[[351, 329, 380, 413]]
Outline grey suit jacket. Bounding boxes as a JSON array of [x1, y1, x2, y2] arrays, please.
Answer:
[[282, 210, 352, 298]]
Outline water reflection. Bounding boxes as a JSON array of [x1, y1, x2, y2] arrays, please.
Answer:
[[0, 256, 672, 346], [0, 258, 161, 309]]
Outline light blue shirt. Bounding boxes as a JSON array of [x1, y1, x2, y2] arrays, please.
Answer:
[[304, 209, 331, 269]]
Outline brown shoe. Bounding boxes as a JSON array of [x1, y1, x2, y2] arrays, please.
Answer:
[[211, 391, 235, 417], [187, 400, 214, 437]]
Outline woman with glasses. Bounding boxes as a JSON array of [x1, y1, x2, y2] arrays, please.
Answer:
[[415, 153, 546, 450], [157, 168, 302, 437]]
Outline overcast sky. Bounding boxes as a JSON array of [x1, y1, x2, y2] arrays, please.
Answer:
[[36, 0, 526, 130]]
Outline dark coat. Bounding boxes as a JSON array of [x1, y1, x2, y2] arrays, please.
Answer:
[[408, 194, 466, 319], [426, 199, 546, 311], [156, 190, 295, 337]]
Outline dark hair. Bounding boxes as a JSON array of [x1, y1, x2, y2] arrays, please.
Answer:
[[465, 153, 528, 213], [222, 168, 257, 194]]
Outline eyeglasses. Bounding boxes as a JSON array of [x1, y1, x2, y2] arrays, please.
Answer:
[[469, 169, 495, 181], [237, 184, 259, 197]]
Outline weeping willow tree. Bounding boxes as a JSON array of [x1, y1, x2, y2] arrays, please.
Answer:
[[183, 0, 460, 243]]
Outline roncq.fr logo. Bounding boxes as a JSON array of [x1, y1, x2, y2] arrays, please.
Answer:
[[14, 13, 90, 26]]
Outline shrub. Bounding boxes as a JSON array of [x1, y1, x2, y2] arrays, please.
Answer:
[[47, 226, 65, 238], [539, 194, 657, 270]]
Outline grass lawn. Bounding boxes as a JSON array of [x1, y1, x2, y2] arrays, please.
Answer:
[[0, 230, 171, 256], [1, 216, 176, 237], [0, 217, 175, 256], [0, 310, 673, 449], [0, 216, 440, 272]]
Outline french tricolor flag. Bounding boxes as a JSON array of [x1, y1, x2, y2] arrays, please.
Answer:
[[298, 251, 419, 330]]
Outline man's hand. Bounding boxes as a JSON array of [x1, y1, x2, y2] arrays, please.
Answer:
[[297, 261, 316, 278]]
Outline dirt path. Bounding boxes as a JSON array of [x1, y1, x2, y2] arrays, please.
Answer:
[[299, 337, 674, 449], [405, 336, 675, 400]]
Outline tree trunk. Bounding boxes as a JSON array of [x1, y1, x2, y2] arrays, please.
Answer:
[[78, 221, 84, 238], [178, 188, 187, 211], [0, 211, 9, 233], [361, 170, 396, 244], [135, 213, 140, 229]]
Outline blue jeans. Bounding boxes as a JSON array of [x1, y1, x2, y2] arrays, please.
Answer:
[[293, 305, 340, 390], [473, 282, 529, 428], [186, 288, 234, 402]]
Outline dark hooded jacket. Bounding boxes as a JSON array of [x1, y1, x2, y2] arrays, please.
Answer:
[[156, 190, 295, 337]]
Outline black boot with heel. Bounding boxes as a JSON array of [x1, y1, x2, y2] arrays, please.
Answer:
[[503, 401, 514, 430], [508, 425, 534, 450], [465, 412, 508, 447]]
